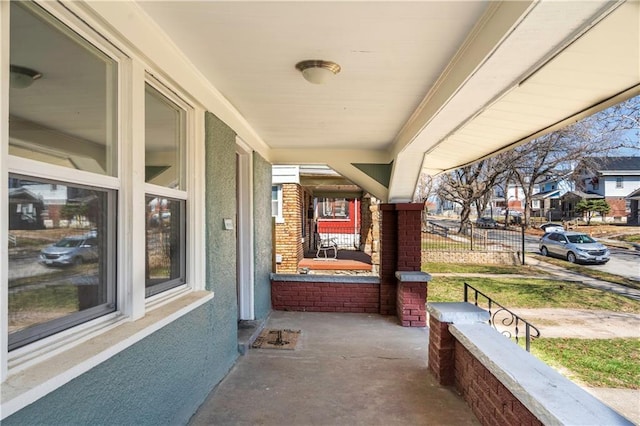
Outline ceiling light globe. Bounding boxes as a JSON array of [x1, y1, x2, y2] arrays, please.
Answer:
[[295, 60, 341, 85], [10, 65, 42, 89]]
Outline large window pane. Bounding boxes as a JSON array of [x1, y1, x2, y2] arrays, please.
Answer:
[[9, 2, 118, 176], [8, 175, 116, 351], [319, 198, 350, 219], [145, 84, 185, 190], [145, 196, 185, 297]]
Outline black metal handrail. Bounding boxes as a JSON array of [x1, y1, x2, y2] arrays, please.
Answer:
[[463, 282, 540, 351]]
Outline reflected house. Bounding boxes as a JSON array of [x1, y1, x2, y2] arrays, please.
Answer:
[[8, 186, 45, 230]]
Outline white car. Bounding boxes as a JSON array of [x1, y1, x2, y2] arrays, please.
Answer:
[[539, 223, 565, 233]]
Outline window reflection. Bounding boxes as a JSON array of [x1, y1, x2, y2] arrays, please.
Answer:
[[9, 2, 118, 176], [8, 175, 115, 350], [145, 84, 185, 189], [145, 196, 185, 296], [319, 198, 350, 219]]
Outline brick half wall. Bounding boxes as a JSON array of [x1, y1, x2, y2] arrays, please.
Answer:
[[454, 341, 543, 426], [271, 274, 380, 313], [427, 303, 630, 426]]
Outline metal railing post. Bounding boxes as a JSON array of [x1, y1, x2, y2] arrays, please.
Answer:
[[521, 224, 526, 265], [463, 282, 540, 351]]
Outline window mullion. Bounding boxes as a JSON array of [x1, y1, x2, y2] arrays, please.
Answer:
[[189, 109, 205, 290], [121, 59, 147, 320]]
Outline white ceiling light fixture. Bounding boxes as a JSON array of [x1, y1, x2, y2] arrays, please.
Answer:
[[10, 65, 42, 89], [295, 60, 341, 84]]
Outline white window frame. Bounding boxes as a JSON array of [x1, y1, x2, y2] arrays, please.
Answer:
[[143, 76, 190, 300], [4, 0, 124, 367], [1, 1, 208, 415], [272, 184, 284, 223]]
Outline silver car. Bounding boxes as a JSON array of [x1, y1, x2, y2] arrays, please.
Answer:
[[539, 231, 609, 264]]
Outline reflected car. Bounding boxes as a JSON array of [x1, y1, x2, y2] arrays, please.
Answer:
[[475, 217, 498, 229], [39, 234, 98, 266], [538, 231, 609, 264]]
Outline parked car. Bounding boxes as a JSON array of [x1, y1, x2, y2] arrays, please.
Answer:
[[538, 231, 609, 264], [39, 234, 99, 266], [499, 209, 522, 216], [475, 217, 497, 229], [539, 222, 565, 233]]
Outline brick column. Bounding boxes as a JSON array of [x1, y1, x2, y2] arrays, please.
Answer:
[[396, 271, 430, 327], [379, 204, 398, 315], [274, 183, 303, 273], [426, 303, 489, 385], [395, 203, 423, 271], [379, 203, 424, 316]]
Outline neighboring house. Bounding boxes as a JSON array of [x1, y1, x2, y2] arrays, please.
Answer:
[[560, 190, 605, 220], [579, 157, 640, 222], [488, 183, 525, 215], [271, 165, 314, 272], [316, 197, 362, 249], [531, 173, 575, 220], [272, 165, 372, 273], [628, 187, 640, 225]]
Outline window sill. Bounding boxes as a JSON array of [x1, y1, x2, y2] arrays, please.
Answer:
[[1, 290, 214, 420]]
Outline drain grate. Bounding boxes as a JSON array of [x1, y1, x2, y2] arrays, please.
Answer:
[[252, 329, 301, 350]]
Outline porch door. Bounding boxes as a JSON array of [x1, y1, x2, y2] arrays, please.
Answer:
[[235, 139, 254, 320]]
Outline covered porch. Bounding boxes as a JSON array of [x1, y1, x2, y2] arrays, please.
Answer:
[[196, 309, 632, 425], [194, 311, 478, 425], [2, 0, 638, 424]]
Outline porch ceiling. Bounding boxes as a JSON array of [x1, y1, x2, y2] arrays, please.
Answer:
[[24, 1, 638, 203]]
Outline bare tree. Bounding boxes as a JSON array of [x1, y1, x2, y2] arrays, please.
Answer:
[[414, 172, 435, 204], [414, 172, 437, 227], [429, 96, 639, 230], [504, 95, 639, 226], [437, 156, 511, 231]]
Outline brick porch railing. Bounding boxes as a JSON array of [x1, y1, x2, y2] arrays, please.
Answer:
[[427, 302, 633, 425]]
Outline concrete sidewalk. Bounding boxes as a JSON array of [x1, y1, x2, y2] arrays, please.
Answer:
[[190, 312, 478, 426]]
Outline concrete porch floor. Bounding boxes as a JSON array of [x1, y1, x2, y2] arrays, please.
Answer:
[[189, 311, 479, 425]]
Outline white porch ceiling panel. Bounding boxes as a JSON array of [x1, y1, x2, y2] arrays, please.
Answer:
[[418, 0, 640, 180], [134, 0, 639, 203]]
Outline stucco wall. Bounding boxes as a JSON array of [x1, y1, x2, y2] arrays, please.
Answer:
[[4, 304, 232, 425], [253, 153, 273, 320], [4, 112, 241, 425]]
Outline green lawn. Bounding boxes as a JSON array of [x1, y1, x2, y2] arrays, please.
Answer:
[[532, 338, 640, 389], [9, 285, 78, 311], [425, 263, 640, 389], [423, 262, 543, 275], [614, 234, 640, 244], [428, 276, 640, 313]]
